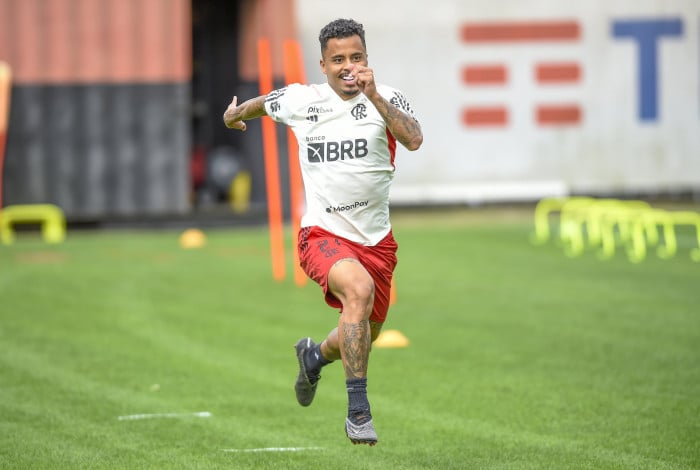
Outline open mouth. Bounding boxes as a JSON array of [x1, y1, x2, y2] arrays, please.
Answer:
[[341, 74, 355, 82]]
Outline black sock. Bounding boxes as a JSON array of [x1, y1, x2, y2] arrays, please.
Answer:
[[346, 378, 371, 424], [305, 342, 331, 376]]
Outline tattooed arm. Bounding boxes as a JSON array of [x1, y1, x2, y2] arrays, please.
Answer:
[[368, 93, 423, 151], [353, 65, 423, 151], [223, 95, 267, 131]]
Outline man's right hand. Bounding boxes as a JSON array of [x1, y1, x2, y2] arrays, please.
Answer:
[[223, 96, 247, 131]]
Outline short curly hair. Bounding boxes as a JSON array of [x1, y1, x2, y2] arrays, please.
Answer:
[[318, 18, 366, 52]]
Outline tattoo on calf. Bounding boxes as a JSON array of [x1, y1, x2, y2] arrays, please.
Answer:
[[341, 320, 371, 379]]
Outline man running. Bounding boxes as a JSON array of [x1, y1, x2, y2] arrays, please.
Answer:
[[223, 18, 423, 445]]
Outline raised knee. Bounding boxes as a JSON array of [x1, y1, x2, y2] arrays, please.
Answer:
[[329, 259, 375, 319], [343, 280, 375, 316], [355, 279, 375, 301]]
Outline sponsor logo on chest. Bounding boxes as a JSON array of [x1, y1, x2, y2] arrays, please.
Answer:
[[326, 200, 369, 213], [307, 139, 369, 163]]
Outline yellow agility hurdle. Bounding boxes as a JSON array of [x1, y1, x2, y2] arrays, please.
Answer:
[[555, 198, 650, 258], [532, 197, 699, 263], [558, 197, 599, 257], [628, 209, 674, 263], [530, 196, 593, 246], [654, 211, 700, 262], [0, 204, 66, 245], [591, 200, 652, 260]]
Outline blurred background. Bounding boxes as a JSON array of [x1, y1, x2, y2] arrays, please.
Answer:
[[0, 0, 698, 228]]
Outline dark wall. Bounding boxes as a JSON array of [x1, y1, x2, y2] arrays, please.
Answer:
[[5, 83, 189, 218], [191, 0, 293, 214], [0, 0, 191, 219], [0, 0, 300, 220]]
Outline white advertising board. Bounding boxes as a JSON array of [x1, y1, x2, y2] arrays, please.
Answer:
[[296, 0, 700, 204]]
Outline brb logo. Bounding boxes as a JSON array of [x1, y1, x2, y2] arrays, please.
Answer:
[[307, 138, 369, 163], [460, 17, 688, 128]]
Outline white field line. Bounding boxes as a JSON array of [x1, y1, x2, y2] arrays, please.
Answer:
[[222, 447, 323, 453], [117, 411, 212, 421]]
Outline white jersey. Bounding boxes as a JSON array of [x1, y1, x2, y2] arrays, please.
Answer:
[[264, 82, 419, 246]]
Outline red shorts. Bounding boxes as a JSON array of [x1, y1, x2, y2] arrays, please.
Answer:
[[298, 226, 398, 323]]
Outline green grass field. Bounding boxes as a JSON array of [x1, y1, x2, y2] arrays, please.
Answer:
[[1, 208, 698, 469]]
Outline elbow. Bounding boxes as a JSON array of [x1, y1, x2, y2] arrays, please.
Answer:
[[404, 133, 423, 152]]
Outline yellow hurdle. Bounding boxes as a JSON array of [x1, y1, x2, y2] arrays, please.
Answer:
[[657, 211, 700, 262], [591, 200, 651, 260], [532, 196, 699, 263], [530, 196, 593, 246], [0, 204, 66, 245], [558, 197, 597, 257]]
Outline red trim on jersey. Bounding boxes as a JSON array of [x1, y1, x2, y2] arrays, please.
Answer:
[[386, 129, 397, 168]]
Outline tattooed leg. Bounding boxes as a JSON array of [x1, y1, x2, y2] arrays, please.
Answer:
[[340, 319, 371, 379], [325, 257, 378, 430], [321, 320, 383, 365], [326, 258, 375, 380]]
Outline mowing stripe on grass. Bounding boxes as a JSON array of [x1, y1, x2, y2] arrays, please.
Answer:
[[117, 411, 212, 421], [222, 447, 323, 453]]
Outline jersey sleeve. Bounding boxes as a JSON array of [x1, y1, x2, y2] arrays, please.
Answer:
[[379, 85, 420, 123], [263, 87, 289, 124], [264, 84, 303, 125]]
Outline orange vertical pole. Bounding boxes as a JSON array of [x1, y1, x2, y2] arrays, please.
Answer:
[[0, 62, 11, 210], [283, 40, 307, 286], [257, 39, 286, 281]]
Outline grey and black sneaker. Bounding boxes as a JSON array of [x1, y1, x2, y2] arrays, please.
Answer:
[[345, 418, 378, 446], [294, 337, 320, 407]]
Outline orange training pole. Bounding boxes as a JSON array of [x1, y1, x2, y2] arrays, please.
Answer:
[[257, 39, 286, 281], [283, 39, 307, 286], [0, 62, 12, 210]]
